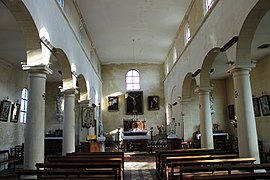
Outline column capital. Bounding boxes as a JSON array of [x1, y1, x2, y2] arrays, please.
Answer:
[[61, 88, 79, 95], [226, 64, 255, 75], [78, 99, 90, 106], [194, 86, 213, 94], [22, 64, 53, 75]]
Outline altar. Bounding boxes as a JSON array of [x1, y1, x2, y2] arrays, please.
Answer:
[[121, 119, 150, 151]]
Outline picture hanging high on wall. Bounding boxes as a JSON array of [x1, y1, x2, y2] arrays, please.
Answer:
[[10, 102, 20, 123], [252, 97, 261, 117], [108, 96, 119, 111], [0, 100, 11, 122], [259, 95, 270, 116], [148, 96, 159, 110], [126, 91, 143, 115]]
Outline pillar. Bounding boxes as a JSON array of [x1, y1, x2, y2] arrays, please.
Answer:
[[62, 88, 77, 155], [229, 66, 260, 163], [197, 87, 214, 149], [22, 65, 52, 169]]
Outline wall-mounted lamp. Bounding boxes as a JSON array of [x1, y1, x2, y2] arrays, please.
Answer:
[[40, 36, 56, 53], [220, 36, 238, 52], [172, 102, 178, 106], [192, 69, 201, 77]]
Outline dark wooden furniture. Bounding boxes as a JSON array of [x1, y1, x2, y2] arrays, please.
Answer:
[[180, 163, 270, 180], [192, 172, 270, 180], [0, 150, 20, 171], [45, 151, 124, 180], [169, 157, 256, 180], [81, 141, 100, 152], [45, 137, 62, 155], [167, 138, 182, 150], [156, 148, 216, 178], [15, 169, 118, 179]]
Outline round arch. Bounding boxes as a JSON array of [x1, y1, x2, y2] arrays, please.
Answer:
[[182, 72, 195, 99], [77, 74, 89, 102], [236, 0, 270, 65], [2, 0, 41, 63], [200, 48, 220, 87], [53, 48, 73, 89]]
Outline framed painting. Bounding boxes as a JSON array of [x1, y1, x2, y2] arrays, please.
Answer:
[[227, 104, 235, 120], [252, 97, 261, 117], [108, 96, 119, 111], [10, 102, 20, 123], [126, 91, 143, 115], [148, 96, 159, 110], [0, 100, 11, 122], [259, 95, 270, 116], [81, 106, 95, 128]]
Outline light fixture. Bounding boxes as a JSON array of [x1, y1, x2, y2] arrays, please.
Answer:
[[220, 36, 238, 52]]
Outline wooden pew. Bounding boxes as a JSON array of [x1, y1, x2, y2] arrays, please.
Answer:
[[36, 161, 122, 180], [163, 154, 238, 179], [0, 150, 20, 171], [15, 169, 118, 179], [169, 157, 256, 180], [157, 149, 235, 179], [156, 148, 216, 177], [65, 152, 124, 171], [178, 163, 270, 180], [192, 172, 270, 180]]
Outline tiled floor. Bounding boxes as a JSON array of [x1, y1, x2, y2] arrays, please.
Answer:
[[124, 152, 158, 180]]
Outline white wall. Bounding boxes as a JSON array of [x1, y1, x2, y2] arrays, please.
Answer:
[[0, 59, 27, 151], [102, 63, 165, 137]]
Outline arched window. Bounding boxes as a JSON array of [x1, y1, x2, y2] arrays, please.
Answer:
[[204, 0, 214, 14], [126, 69, 140, 90], [19, 88, 28, 123], [184, 24, 191, 45]]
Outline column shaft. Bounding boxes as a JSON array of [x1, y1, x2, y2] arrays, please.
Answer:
[[23, 65, 52, 170], [231, 67, 260, 163], [198, 88, 214, 149], [62, 91, 76, 155]]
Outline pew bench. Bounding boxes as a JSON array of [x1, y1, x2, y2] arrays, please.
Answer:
[[163, 154, 238, 179], [192, 172, 270, 180], [36, 161, 122, 180], [156, 149, 216, 177], [168, 157, 257, 180], [0, 150, 20, 171], [15, 169, 118, 179]]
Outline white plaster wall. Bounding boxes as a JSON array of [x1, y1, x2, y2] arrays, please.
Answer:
[[0, 59, 27, 151], [250, 55, 270, 151], [164, 0, 259, 140], [102, 63, 165, 137], [22, 0, 102, 103]]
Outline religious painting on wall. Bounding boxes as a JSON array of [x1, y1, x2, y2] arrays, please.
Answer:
[[252, 97, 261, 117], [148, 96, 159, 110], [81, 106, 95, 128], [126, 91, 143, 115], [227, 104, 235, 120], [259, 95, 270, 116], [108, 96, 119, 111], [0, 100, 11, 122], [10, 102, 20, 123]]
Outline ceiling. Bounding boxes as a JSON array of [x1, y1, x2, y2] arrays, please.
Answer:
[[0, 1, 270, 81], [75, 0, 192, 64]]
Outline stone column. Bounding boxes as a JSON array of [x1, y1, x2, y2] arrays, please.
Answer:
[[229, 66, 260, 163], [196, 87, 214, 149], [62, 88, 78, 155], [22, 65, 52, 169]]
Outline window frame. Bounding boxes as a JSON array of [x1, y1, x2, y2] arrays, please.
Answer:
[[126, 69, 140, 91], [19, 87, 28, 124]]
